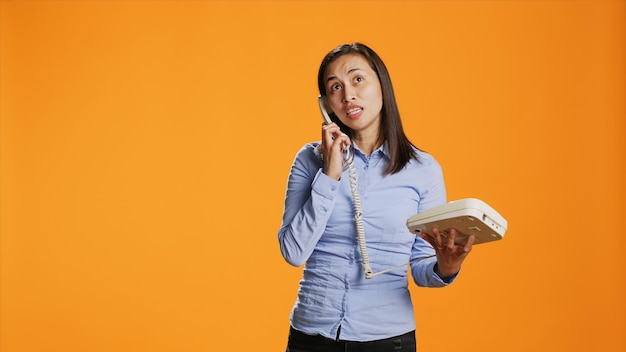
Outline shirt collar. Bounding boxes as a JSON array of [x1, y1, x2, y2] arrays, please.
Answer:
[[352, 142, 390, 160]]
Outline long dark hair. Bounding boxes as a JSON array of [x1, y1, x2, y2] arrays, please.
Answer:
[[317, 42, 420, 175]]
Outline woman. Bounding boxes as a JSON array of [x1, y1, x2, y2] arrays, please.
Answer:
[[278, 42, 475, 352]]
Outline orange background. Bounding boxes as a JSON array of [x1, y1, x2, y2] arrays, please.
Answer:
[[1, 1, 624, 351]]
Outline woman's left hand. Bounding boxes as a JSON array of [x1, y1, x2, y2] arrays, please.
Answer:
[[420, 228, 475, 278]]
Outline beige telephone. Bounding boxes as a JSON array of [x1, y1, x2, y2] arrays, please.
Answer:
[[406, 198, 507, 245]]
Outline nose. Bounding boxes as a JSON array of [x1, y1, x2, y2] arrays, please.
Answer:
[[342, 85, 356, 102]]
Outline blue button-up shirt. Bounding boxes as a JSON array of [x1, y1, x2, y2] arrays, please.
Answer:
[[278, 142, 453, 342]]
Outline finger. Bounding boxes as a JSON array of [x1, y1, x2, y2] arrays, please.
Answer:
[[322, 123, 342, 135], [321, 124, 339, 148], [419, 232, 436, 248], [432, 228, 444, 250], [336, 134, 351, 151], [447, 228, 457, 249], [464, 234, 475, 253], [331, 134, 349, 153], [321, 123, 334, 138]]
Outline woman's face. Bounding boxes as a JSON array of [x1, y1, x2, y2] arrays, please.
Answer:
[[323, 54, 383, 136]]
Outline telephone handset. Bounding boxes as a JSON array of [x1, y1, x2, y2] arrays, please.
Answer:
[[317, 95, 333, 125], [318, 96, 353, 163]]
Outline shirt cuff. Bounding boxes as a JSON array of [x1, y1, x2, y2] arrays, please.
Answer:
[[311, 169, 341, 199], [433, 263, 460, 284]]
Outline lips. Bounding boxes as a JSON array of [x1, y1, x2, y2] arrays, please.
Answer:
[[345, 105, 363, 119]]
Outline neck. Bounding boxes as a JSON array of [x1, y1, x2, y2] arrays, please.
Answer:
[[352, 132, 381, 156]]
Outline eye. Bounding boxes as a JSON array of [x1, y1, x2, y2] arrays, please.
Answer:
[[353, 76, 363, 84], [330, 83, 342, 91]]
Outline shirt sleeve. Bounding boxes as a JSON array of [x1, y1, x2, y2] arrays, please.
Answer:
[[278, 144, 341, 266], [408, 155, 459, 287]]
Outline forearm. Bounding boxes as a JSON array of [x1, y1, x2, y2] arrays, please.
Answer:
[[278, 169, 340, 266], [410, 256, 458, 287]]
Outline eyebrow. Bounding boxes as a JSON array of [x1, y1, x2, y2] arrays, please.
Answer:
[[325, 67, 363, 83]]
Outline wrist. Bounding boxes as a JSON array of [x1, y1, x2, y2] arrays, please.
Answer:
[[323, 168, 342, 181], [434, 263, 458, 281]]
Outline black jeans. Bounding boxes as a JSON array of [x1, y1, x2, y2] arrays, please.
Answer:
[[286, 327, 416, 352]]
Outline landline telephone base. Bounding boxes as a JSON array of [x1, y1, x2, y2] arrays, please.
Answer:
[[406, 198, 507, 245]]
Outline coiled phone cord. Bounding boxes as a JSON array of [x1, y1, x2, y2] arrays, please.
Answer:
[[343, 145, 373, 279]]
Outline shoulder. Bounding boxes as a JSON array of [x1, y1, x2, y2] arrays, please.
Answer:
[[295, 141, 322, 159], [398, 148, 445, 184], [393, 148, 447, 205], [290, 141, 324, 169], [409, 147, 441, 170]]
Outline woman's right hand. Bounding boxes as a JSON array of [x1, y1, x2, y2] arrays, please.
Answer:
[[321, 122, 350, 180]]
